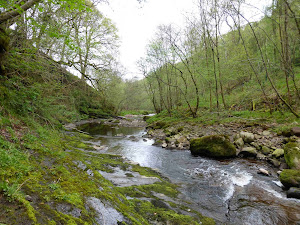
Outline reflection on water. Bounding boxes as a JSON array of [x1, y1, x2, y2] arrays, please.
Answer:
[[78, 122, 300, 224]]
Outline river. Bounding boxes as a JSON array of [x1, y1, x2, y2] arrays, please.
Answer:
[[77, 121, 300, 224]]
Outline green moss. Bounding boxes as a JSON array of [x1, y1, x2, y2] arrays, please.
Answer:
[[284, 142, 300, 169], [279, 169, 300, 188], [190, 135, 236, 158]]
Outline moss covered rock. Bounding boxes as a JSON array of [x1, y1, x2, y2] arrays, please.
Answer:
[[190, 135, 236, 158], [272, 148, 284, 158], [279, 169, 300, 188], [284, 142, 300, 169]]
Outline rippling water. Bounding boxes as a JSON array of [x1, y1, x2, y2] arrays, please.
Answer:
[[78, 123, 300, 224]]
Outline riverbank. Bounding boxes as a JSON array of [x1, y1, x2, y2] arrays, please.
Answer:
[[71, 115, 300, 224]]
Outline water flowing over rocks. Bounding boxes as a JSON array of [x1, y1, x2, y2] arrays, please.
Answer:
[[146, 121, 300, 201], [65, 117, 300, 224]]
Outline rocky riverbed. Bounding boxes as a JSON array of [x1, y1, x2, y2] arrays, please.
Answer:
[[70, 115, 300, 224], [144, 120, 300, 199]]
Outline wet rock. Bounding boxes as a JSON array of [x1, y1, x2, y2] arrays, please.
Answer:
[[86, 197, 124, 225], [257, 168, 270, 176], [291, 127, 300, 137], [234, 138, 244, 149], [239, 147, 257, 157], [162, 142, 168, 148], [284, 142, 300, 169], [167, 142, 177, 150], [256, 153, 266, 160], [279, 162, 289, 170], [272, 149, 284, 158], [98, 167, 160, 187], [287, 187, 300, 199], [190, 135, 236, 158], [261, 146, 273, 155], [153, 139, 163, 147], [269, 159, 281, 167], [279, 169, 300, 188], [143, 139, 147, 142], [129, 136, 139, 142], [240, 131, 255, 143]]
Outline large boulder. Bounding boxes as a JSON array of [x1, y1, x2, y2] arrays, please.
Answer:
[[190, 135, 236, 158], [279, 169, 300, 188], [284, 142, 300, 169]]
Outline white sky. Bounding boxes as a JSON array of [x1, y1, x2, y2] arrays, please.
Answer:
[[98, 0, 271, 80]]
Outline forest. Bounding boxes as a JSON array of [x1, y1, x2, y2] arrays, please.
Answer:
[[0, 0, 299, 224]]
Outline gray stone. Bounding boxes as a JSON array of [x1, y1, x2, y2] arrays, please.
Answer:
[[270, 159, 281, 167], [240, 131, 255, 143], [261, 146, 273, 155], [87, 169, 94, 177], [86, 197, 124, 225], [234, 138, 244, 149], [257, 168, 270, 176], [56, 203, 81, 218], [256, 153, 266, 160], [250, 142, 260, 150], [162, 142, 168, 148], [73, 161, 87, 170]]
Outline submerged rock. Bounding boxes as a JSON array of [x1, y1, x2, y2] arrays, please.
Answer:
[[279, 169, 300, 188], [284, 142, 300, 169], [190, 135, 236, 158]]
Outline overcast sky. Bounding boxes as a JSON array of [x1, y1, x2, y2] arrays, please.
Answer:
[[98, 0, 271, 80]]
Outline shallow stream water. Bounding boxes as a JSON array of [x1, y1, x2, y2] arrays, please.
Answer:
[[78, 122, 300, 224]]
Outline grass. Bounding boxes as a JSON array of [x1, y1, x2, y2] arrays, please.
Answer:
[[146, 109, 300, 132]]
